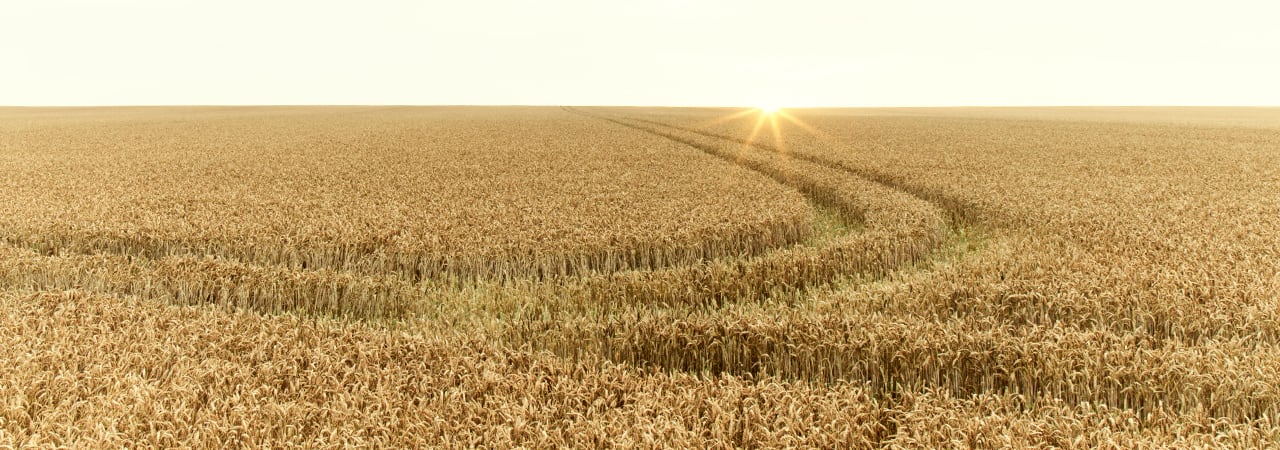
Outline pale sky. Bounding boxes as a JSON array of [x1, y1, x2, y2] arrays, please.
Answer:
[[3, 0, 1279, 106]]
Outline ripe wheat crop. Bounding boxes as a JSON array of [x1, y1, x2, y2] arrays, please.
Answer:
[[2, 105, 1278, 447], [0, 107, 812, 285]]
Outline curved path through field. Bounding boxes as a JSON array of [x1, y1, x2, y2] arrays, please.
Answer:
[[560, 107, 961, 305]]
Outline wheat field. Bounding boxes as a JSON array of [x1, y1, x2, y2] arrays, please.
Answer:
[[2, 105, 1278, 447]]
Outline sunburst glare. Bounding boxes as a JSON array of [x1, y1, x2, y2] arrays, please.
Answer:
[[688, 106, 833, 160]]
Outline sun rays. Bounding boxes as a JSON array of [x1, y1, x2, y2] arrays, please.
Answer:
[[691, 106, 832, 163]]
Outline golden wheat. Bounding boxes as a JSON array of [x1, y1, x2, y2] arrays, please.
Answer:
[[2, 105, 1279, 447], [0, 107, 812, 283]]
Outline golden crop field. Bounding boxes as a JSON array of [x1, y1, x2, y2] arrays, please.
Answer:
[[2, 105, 1279, 447]]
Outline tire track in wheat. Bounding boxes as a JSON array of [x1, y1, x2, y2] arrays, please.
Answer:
[[601, 110, 994, 226]]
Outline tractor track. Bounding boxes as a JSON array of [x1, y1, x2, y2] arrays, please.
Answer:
[[578, 108, 993, 227], [557, 106, 964, 305]]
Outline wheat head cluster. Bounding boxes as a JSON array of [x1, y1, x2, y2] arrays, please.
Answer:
[[1, 105, 1278, 447]]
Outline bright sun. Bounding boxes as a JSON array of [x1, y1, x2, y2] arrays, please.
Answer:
[[758, 105, 782, 114]]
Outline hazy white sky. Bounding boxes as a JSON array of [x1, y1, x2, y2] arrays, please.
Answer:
[[3, 0, 1278, 106]]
